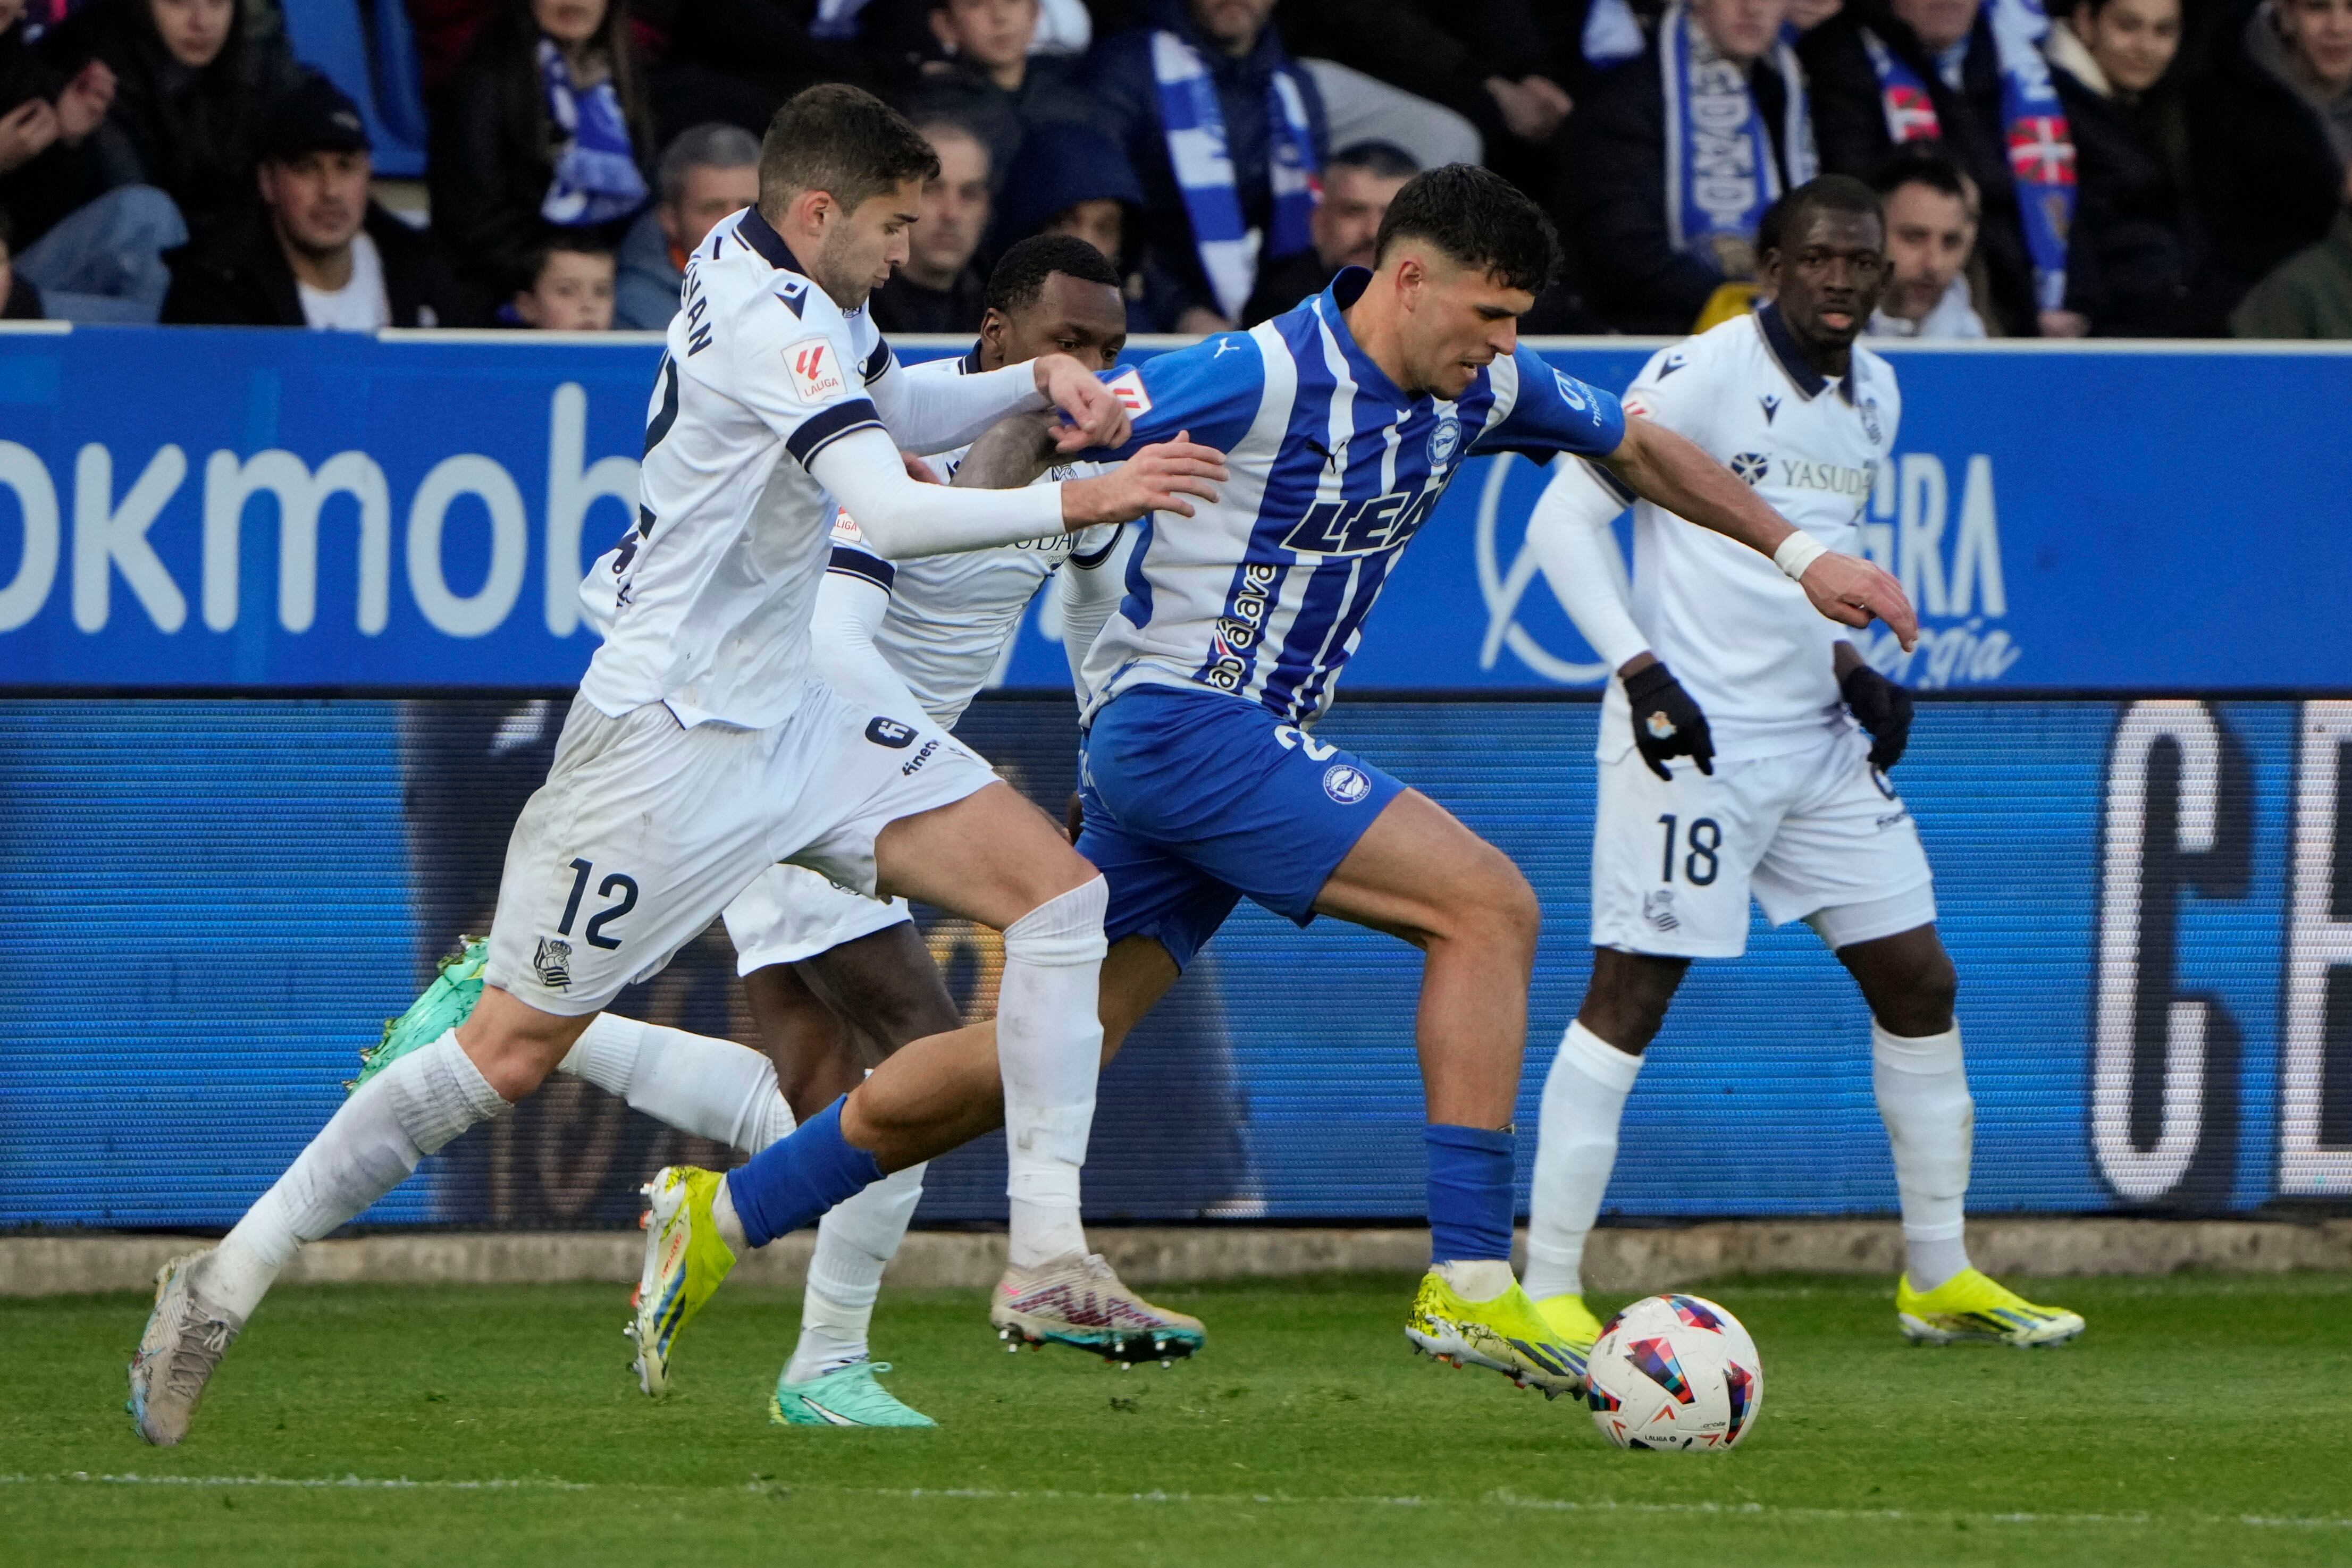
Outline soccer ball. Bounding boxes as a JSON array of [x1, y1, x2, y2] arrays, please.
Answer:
[[1584, 1293, 1763, 1451]]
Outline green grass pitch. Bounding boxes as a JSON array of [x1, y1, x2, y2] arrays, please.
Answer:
[[5, 1269, 2346, 1565]]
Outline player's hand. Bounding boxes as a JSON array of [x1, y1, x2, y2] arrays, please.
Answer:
[[1840, 662, 1914, 769], [1061, 433, 1224, 528], [1034, 352, 1131, 454], [1622, 656, 1714, 780], [1799, 551, 1917, 649], [900, 449, 940, 484]]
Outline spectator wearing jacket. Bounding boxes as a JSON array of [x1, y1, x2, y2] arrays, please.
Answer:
[[1801, 0, 2067, 335], [2047, 0, 2220, 333], [162, 76, 459, 328], [429, 0, 654, 324], [1089, 0, 1328, 333], [871, 115, 991, 332], [902, 0, 1091, 183], [990, 116, 1160, 327], [1241, 138, 1414, 323], [612, 120, 756, 328], [1276, 0, 1564, 168], [51, 0, 304, 245], [1562, 0, 1817, 334], [2232, 195, 2352, 335], [2188, 0, 2352, 308], [0, 0, 115, 249], [629, 0, 875, 142]]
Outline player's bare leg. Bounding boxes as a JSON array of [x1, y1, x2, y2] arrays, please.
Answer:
[[1836, 924, 2081, 1346], [1290, 790, 1578, 1393], [744, 960, 876, 1117]]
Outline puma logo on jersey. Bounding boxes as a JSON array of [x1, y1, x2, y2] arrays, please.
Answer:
[[786, 338, 846, 402], [1105, 366, 1152, 415]]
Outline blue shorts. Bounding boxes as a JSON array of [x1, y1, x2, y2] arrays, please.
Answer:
[[1077, 685, 1407, 971]]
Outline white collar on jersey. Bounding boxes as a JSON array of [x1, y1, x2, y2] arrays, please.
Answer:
[[1755, 302, 1857, 405]]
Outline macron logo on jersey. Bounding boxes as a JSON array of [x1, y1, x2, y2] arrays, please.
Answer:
[[787, 339, 845, 402], [1105, 367, 1153, 415]]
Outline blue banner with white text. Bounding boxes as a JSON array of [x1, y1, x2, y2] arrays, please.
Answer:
[[3, 327, 2348, 692]]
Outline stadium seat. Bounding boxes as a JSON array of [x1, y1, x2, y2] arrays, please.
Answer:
[[279, 0, 429, 178]]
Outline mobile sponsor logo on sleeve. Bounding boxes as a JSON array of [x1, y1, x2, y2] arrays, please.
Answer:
[[786, 338, 847, 402]]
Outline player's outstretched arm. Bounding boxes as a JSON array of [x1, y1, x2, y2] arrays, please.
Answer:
[[952, 409, 1065, 491], [1602, 417, 1919, 650], [872, 351, 1132, 457]]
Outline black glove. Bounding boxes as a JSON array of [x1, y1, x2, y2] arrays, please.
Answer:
[[1841, 662, 1914, 769], [1623, 660, 1715, 780]]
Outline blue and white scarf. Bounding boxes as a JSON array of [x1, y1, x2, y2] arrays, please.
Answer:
[[539, 37, 647, 227], [1660, 1, 1816, 260], [1149, 29, 1320, 322], [1860, 0, 2073, 310]]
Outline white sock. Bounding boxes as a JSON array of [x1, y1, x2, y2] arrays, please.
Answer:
[[1435, 1259, 1516, 1303], [1524, 1021, 1644, 1303], [787, 1162, 927, 1382], [996, 876, 1107, 1270], [558, 1013, 794, 1153], [1872, 1021, 1973, 1292], [202, 1031, 510, 1320]]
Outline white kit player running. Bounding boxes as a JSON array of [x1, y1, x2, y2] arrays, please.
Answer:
[[125, 85, 1225, 1447], [1519, 177, 2084, 1358]]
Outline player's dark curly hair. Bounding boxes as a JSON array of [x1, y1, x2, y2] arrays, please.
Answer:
[[986, 233, 1123, 316], [1372, 164, 1559, 296], [760, 85, 941, 216]]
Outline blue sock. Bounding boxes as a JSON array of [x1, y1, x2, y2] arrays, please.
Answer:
[[724, 1097, 884, 1250], [1425, 1123, 1515, 1264]]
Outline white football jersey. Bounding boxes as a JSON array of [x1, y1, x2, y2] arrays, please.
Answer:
[[577, 207, 900, 730], [1584, 306, 1901, 761], [827, 348, 1118, 729]]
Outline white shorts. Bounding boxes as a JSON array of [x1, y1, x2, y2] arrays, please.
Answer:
[[721, 864, 913, 976], [485, 683, 992, 1014], [1589, 729, 1936, 959]]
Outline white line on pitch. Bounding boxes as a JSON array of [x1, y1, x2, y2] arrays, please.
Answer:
[[6, 1472, 2348, 1531]]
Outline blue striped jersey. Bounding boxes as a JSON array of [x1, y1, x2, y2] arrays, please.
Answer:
[[1079, 267, 1627, 727]]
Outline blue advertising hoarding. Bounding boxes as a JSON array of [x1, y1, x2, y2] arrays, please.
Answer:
[[3, 326, 2349, 692], [1, 326, 2348, 1232]]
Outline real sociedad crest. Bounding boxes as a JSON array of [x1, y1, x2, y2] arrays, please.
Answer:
[[1427, 415, 1461, 470]]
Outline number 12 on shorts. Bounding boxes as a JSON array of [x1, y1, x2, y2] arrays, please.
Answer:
[[1657, 814, 1721, 886], [559, 857, 639, 949]]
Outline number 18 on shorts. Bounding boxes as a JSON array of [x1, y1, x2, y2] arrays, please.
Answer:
[[1588, 732, 1937, 959]]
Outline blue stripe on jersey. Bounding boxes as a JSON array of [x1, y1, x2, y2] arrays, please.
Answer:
[[1291, 549, 1392, 717]]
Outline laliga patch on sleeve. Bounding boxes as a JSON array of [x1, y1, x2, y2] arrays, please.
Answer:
[[829, 507, 863, 544], [1622, 392, 1654, 421], [785, 338, 847, 402], [1105, 366, 1153, 415]]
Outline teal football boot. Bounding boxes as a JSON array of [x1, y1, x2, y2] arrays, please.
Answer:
[[349, 937, 488, 1093]]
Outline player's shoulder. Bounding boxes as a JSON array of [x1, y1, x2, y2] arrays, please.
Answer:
[[1113, 327, 1267, 415], [1849, 339, 1900, 397]]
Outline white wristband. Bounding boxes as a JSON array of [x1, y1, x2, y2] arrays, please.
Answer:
[[1773, 530, 1828, 581]]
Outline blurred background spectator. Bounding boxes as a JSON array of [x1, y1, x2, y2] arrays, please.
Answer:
[[1802, 0, 2074, 335], [0, 206, 35, 313], [429, 0, 651, 324], [2231, 186, 2352, 334], [1241, 135, 1412, 321], [1561, 0, 1816, 334], [870, 113, 990, 331], [47, 0, 304, 246], [162, 74, 456, 325], [1865, 146, 1989, 334], [507, 226, 612, 326], [0, 0, 116, 256], [1278, 0, 1559, 174], [902, 0, 1089, 181], [989, 117, 1156, 326], [613, 117, 753, 328], [2189, 0, 2352, 311], [630, 0, 874, 144], [1091, 0, 1328, 333], [2047, 0, 2220, 334]]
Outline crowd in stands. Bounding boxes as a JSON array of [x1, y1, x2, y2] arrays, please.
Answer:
[[1, 0, 2349, 336]]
